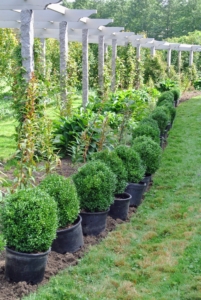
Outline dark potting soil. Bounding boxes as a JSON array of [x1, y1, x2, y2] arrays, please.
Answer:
[[0, 207, 137, 300]]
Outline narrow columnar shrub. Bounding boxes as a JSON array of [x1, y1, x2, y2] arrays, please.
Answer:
[[1, 188, 58, 253], [73, 160, 117, 212], [114, 145, 145, 183], [39, 174, 79, 228], [90, 149, 128, 193], [150, 107, 169, 134], [132, 135, 162, 175], [132, 122, 160, 144]]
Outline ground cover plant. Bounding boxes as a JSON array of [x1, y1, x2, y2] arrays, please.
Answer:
[[19, 95, 201, 299]]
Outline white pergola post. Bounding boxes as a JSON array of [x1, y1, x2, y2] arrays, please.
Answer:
[[136, 44, 141, 60], [189, 50, 194, 66], [150, 46, 156, 57], [20, 10, 34, 81], [98, 35, 105, 92], [59, 21, 68, 107], [104, 44, 109, 62], [167, 49, 171, 73], [82, 28, 88, 108], [111, 39, 117, 92], [104, 44, 108, 55], [40, 38, 46, 77], [178, 50, 181, 74]]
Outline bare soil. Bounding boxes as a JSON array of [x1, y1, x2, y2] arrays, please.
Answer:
[[179, 90, 201, 102], [0, 89, 199, 300]]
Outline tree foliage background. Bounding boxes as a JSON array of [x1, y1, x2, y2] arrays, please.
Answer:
[[64, 0, 201, 40]]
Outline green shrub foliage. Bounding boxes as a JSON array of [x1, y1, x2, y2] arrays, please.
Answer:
[[114, 145, 145, 183], [157, 101, 176, 123], [1, 188, 58, 253], [90, 149, 128, 193], [170, 88, 180, 101], [73, 160, 117, 212], [140, 117, 160, 130], [39, 174, 79, 228], [132, 135, 162, 175], [150, 107, 169, 134], [157, 91, 174, 105], [132, 122, 160, 144]]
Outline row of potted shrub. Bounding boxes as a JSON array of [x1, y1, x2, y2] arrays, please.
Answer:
[[0, 87, 180, 285]]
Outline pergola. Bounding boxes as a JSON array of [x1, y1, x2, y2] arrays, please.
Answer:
[[0, 0, 201, 106]]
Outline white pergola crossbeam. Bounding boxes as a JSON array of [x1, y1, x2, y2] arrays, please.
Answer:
[[0, 9, 97, 22], [0, 19, 114, 30], [0, 0, 61, 10]]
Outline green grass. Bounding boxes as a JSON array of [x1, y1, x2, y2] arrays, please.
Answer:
[[22, 96, 201, 299]]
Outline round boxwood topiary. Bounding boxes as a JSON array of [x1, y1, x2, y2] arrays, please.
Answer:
[[114, 145, 145, 183], [132, 135, 162, 175], [157, 91, 174, 105], [150, 107, 169, 134], [90, 149, 128, 193], [157, 100, 176, 123], [1, 188, 58, 253], [73, 160, 117, 212], [170, 88, 180, 101], [132, 122, 160, 144], [39, 174, 80, 228], [140, 117, 159, 131]]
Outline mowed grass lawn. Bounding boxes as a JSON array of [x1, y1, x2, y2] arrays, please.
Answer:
[[23, 96, 201, 300]]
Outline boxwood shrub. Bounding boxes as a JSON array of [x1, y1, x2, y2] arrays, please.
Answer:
[[114, 145, 145, 183], [150, 107, 169, 134], [132, 135, 162, 175], [132, 122, 160, 144], [157, 100, 176, 123], [140, 117, 159, 130], [171, 88, 180, 101], [1, 188, 58, 253], [90, 149, 128, 193], [157, 91, 174, 105], [73, 160, 116, 212], [39, 174, 80, 228]]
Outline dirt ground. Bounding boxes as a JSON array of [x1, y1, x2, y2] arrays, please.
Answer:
[[179, 89, 201, 102], [0, 90, 200, 300]]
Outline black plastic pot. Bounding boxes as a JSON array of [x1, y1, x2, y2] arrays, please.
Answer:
[[51, 215, 84, 254], [80, 210, 109, 236], [109, 192, 131, 220], [5, 247, 50, 284], [125, 182, 146, 207], [166, 122, 172, 132], [139, 174, 152, 192]]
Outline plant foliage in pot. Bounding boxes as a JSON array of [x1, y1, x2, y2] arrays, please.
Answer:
[[132, 135, 162, 176], [132, 122, 160, 144], [157, 100, 176, 125], [73, 160, 116, 235], [1, 188, 58, 284], [39, 174, 83, 254], [150, 106, 169, 135], [114, 145, 146, 207], [90, 149, 128, 193], [90, 149, 131, 220]]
